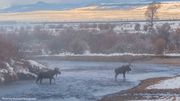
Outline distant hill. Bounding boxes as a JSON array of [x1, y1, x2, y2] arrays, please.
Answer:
[[0, 1, 82, 12]]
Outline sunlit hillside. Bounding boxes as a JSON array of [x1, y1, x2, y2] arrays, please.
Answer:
[[0, 2, 179, 22]]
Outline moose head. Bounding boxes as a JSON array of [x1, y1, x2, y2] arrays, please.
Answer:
[[54, 67, 61, 77]]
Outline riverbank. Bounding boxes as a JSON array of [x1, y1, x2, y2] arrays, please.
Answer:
[[32, 55, 180, 66], [99, 55, 180, 101], [100, 76, 180, 101], [0, 59, 48, 84]]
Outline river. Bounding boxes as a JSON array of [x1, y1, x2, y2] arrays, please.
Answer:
[[0, 59, 180, 101]]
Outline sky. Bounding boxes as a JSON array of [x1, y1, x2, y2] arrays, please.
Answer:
[[0, 0, 176, 9], [0, 0, 148, 9], [0, 0, 90, 9]]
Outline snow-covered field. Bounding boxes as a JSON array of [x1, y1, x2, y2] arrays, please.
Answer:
[[0, 59, 180, 101]]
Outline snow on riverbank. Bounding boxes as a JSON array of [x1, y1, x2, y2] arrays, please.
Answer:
[[37, 52, 155, 57], [0, 59, 47, 83], [147, 77, 180, 89], [37, 52, 180, 57], [129, 97, 180, 101], [26, 60, 46, 69]]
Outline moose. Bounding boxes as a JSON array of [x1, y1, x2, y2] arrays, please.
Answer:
[[36, 68, 61, 84], [114, 63, 132, 81]]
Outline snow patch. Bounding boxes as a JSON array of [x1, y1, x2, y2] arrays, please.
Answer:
[[129, 96, 180, 101], [0, 69, 8, 73], [147, 77, 180, 89], [165, 53, 180, 57], [26, 60, 46, 69], [17, 69, 36, 77], [4, 62, 16, 76], [0, 76, 5, 82], [0, 60, 46, 83], [40, 53, 156, 57], [38, 53, 180, 57]]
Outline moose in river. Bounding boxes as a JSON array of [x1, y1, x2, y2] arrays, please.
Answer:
[[114, 63, 132, 81], [36, 68, 61, 84]]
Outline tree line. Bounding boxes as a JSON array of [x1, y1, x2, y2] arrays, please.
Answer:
[[0, 1, 180, 57]]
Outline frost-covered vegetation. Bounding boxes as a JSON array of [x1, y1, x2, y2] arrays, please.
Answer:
[[0, 59, 47, 83], [0, 35, 47, 83], [1, 22, 180, 55]]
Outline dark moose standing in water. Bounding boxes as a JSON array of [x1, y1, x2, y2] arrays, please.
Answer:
[[36, 63, 131, 84], [36, 68, 61, 84], [114, 64, 132, 81]]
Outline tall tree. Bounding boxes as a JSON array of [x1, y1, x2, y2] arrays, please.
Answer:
[[145, 2, 161, 30]]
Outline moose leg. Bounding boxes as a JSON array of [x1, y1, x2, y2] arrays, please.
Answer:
[[36, 78, 39, 83], [50, 78, 52, 85], [52, 77, 56, 84], [40, 78, 43, 84], [123, 72, 126, 79], [115, 73, 118, 81]]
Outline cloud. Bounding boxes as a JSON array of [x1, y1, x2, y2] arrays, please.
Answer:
[[0, 0, 90, 9]]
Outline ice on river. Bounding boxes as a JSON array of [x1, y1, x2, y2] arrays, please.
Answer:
[[0, 60, 180, 101]]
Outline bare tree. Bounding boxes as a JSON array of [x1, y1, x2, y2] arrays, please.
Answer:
[[145, 2, 161, 30], [143, 25, 148, 32], [170, 28, 180, 51], [0, 34, 20, 61], [153, 37, 166, 55], [156, 23, 171, 50], [134, 23, 141, 31]]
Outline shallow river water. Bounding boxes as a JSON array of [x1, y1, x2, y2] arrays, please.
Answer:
[[0, 59, 180, 101]]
